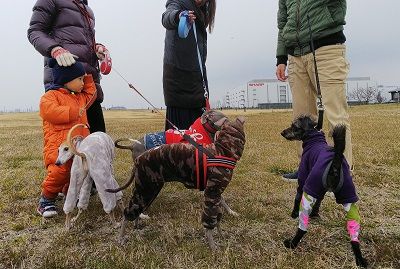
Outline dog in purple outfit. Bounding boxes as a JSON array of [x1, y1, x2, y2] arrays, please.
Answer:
[[281, 115, 368, 268]]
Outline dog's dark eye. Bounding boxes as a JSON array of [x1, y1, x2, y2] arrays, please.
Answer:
[[64, 147, 69, 152]]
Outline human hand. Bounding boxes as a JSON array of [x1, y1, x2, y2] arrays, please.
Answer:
[[276, 64, 288, 82], [95, 44, 109, 60], [96, 44, 112, 75], [180, 10, 196, 24], [51, 46, 78, 67]]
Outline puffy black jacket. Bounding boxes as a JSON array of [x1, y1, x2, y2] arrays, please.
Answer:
[[28, 0, 104, 102]]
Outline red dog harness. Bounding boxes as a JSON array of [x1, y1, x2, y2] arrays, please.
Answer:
[[165, 118, 213, 145], [195, 149, 237, 191]]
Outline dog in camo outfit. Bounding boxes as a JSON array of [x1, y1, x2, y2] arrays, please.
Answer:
[[107, 117, 246, 250]]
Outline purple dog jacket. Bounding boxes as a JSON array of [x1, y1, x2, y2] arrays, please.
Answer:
[[297, 130, 358, 204]]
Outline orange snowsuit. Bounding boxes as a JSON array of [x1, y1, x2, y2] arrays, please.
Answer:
[[39, 75, 97, 199]]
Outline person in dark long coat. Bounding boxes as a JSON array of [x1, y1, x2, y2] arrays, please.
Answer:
[[162, 0, 216, 130]]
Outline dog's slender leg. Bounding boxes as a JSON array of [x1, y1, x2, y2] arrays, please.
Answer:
[[343, 203, 368, 268], [109, 210, 121, 228], [221, 196, 239, 217], [134, 218, 140, 229], [205, 228, 218, 251], [118, 217, 128, 245], [117, 199, 124, 212], [216, 222, 224, 239], [291, 198, 301, 219], [284, 193, 316, 249], [65, 213, 72, 231], [284, 228, 307, 249], [309, 198, 322, 219], [71, 209, 83, 223], [351, 241, 368, 268]]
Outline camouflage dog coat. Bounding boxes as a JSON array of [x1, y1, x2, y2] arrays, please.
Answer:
[[124, 117, 246, 229]]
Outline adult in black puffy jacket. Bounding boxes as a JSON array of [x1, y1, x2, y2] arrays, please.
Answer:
[[162, 0, 216, 130], [27, 0, 109, 133]]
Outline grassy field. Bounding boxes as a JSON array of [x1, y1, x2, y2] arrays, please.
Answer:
[[0, 105, 399, 269]]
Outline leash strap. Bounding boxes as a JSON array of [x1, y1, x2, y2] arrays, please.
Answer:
[[178, 12, 210, 111], [307, 15, 324, 131], [183, 133, 215, 158], [112, 66, 215, 158], [193, 21, 210, 110]]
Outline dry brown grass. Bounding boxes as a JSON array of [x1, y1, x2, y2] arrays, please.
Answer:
[[0, 105, 399, 269]]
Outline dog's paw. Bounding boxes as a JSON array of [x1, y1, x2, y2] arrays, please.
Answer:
[[227, 209, 239, 217], [65, 223, 71, 231], [205, 229, 219, 252], [283, 239, 297, 249], [356, 257, 368, 268], [117, 235, 128, 245], [290, 210, 299, 219], [351, 241, 368, 268], [139, 213, 150, 220], [309, 212, 321, 219]]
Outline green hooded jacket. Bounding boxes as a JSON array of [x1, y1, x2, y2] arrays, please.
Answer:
[[276, 0, 346, 58]]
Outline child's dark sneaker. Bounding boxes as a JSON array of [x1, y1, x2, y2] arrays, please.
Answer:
[[37, 196, 58, 218]]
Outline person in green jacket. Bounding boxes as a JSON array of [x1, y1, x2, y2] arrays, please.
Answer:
[[276, 0, 353, 181]]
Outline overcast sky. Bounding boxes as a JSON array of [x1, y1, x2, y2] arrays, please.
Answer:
[[1, 1, 399, 111]]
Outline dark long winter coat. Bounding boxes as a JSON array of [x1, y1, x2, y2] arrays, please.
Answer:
[[27, 0, 104, 102], [162, 0, 209, 108]]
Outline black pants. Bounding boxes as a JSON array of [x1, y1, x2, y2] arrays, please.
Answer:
[[165, 106, 203, 131], [86, 100, 106, 133]]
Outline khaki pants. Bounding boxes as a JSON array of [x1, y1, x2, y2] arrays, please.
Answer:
[[288, 44, 353, 169]]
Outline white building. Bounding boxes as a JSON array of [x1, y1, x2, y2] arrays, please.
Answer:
[[221, 77, 394, 108]]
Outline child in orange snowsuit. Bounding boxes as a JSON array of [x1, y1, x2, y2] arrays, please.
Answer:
[[37, 59, 97, 218]]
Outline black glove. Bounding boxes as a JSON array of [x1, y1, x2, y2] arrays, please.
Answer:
[[284, 228, 307, 249], [351, 241, 368, 268]]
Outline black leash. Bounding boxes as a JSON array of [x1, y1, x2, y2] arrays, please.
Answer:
[[112, 66, 216, 158], [307, 15, 324, 131]]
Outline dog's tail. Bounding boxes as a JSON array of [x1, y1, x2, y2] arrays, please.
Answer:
[[327, 124, 346, 190], [332, 124, 346, 156], [115, 138, 135, 151], [105, 167, 135, 193]]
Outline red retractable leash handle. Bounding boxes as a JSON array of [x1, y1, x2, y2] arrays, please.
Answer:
[[100, 51, 112, 75]]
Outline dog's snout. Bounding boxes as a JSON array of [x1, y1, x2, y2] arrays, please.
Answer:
[[281, 128, 290, 138]]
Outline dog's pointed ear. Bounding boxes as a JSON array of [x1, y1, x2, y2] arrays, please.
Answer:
[[236, 116, 245, 125]]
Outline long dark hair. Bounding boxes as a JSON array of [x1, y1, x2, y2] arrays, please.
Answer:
[[200, 0, 216, 33]]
